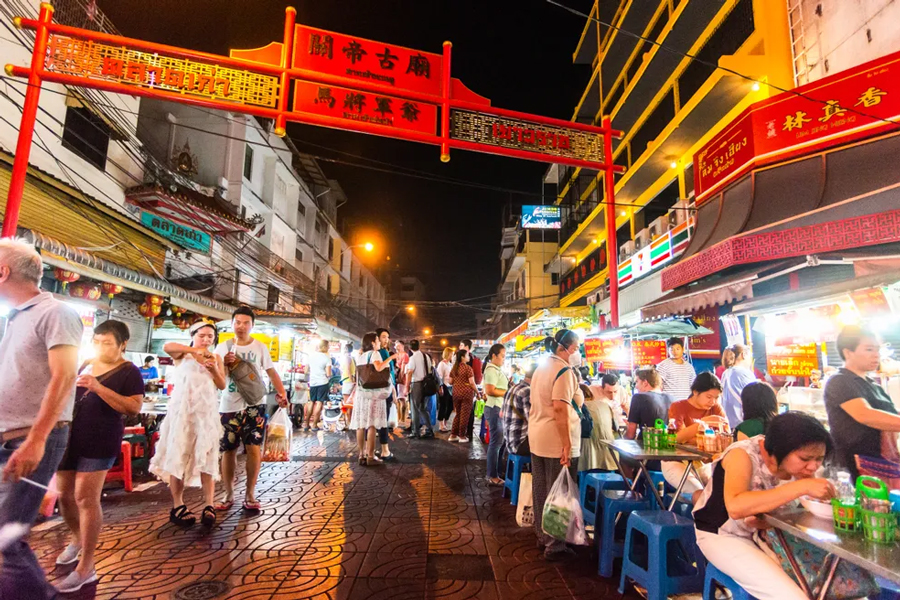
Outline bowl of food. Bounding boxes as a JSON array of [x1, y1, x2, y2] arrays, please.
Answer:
[[800, 496, 834, 520]]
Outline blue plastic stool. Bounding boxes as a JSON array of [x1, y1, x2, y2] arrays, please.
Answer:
[[598, 490, 649, 578], [703, 562, 756, 600], [875, 576, 900, 600], [580, 471, 625, 527], [502, 453, 531, 505], [619, 510, 704, 600], [663, 493, 694, 519]]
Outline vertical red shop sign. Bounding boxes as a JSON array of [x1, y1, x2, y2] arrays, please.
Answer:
[[293, 25, 443, 98], [689, 306, 722, 356], [293, 81, 437, 135]]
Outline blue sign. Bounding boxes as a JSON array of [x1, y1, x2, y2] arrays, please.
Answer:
[[521, 205, 561, 229], [140, 211, 211, 254]]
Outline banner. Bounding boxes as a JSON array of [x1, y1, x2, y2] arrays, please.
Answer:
[[584, 336, 630, 370], [766, 342, 818, 377], [850, 287, 891, 318], [632, 340, 667, 367], [689, 306, 722, 356]]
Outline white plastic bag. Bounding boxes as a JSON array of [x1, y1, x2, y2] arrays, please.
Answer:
[[541, 467, 586, 545], [262, 407, 292, 462], [516, 472, 534, 527], [388, 402, 398, 428]]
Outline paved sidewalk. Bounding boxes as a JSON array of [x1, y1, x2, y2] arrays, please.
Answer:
[[28, 429, 640, 599]]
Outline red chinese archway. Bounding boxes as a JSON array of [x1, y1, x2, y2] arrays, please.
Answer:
[[4, 3, 626, 325]]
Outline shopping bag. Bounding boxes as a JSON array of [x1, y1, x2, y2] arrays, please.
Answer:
[[262, 407, 292, 462], [388, 402, 398, 428], [474, 398, 485, 419], [541, 467, 587, 545], [516, 472, 534, 527]]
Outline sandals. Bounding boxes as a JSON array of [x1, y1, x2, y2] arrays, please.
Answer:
[[169, 505, 196, 527], [242, 499, 261, 511], [358, 456, 367, 466], [200, 505, 216, 529], [214, 499, 234, 511]]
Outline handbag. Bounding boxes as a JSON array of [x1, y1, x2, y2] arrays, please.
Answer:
[[516, 472, 534, 527], [226, 340, 268, 404], [554, 367, 593, 438], [357, 351, 390, 390]]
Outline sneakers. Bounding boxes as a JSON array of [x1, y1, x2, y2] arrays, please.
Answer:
[[448, 435, 459, 442], [55, 543, 81, 566], [457, 437, 469, 443], [56, 569, 98, 593]]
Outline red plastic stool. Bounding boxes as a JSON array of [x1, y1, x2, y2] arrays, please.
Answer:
[[104, 441, 133, 492]]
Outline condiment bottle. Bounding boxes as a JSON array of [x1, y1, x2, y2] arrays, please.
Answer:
[[666, 419, 677, 449]]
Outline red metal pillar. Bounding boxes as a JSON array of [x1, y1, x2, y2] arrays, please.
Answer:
[[602, 116, 619, 328], [440, 41, 452, 162], [2, 2, 53, 238], [273, 6, 297, 137]]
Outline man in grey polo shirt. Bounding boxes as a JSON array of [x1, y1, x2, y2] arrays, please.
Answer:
[[0, 239, 82, 599]]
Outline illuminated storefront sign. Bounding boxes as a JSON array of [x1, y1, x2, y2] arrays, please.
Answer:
[[521, 205, 561, 230], [694, 50, 900, 201], [767, 342, 818, 377], [140, 211, 211, 254]]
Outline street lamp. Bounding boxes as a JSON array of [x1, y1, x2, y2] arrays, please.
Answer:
[[440, 339, 448, 346], [406, 305, 415, 313], [423, 328, 432, 336], [342, 242, 375, 256]]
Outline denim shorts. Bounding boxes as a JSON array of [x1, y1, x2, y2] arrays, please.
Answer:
[[57, 452, 118, 473]]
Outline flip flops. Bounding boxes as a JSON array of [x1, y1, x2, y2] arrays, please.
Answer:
[[242, 499, 261, 511], [214, 499, 234, 511]]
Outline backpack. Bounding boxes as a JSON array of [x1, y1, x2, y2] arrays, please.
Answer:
[[421, 353, 439, 396], [226, 340, 268, 404], [554, 366, 593, 439]]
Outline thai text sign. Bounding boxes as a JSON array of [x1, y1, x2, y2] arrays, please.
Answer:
[[140, 211, 211, 254], [293, 81, 436, 135], [522, 205, 561, 230], [293, 25, 443, 98], [584, 336, 630, 370], [689, 306, 722, 356], [694, 50, 900, 200], [44, 35, 279, 108], [850, 287, 892, 318], [451, 109, 605, 165], [767, 342, 818, 377]]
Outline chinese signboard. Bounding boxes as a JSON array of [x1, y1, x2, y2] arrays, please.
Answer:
[[44, 35, 279, 108], [451, 110, 606, 166], [293, 25, 443, 98], [767, 342, 819, 377], [521, 205, 562, 229], [632, 340, 667, 366], [293, 81, 436, 135], [140, 211, 211, 254], [560, 243, 607, 296], [694, 50, 900, 201]]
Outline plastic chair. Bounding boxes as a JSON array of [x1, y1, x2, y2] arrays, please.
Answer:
[[502, 453, 531, 505], [580, 471, 625, 527], [104, 440, 133, 492], [619, 510, 704, 600], [598, 490, 649, 578], [703, 562, 756, 600]]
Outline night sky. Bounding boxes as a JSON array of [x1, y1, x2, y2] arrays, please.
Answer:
[[97, 0, 593, 332]]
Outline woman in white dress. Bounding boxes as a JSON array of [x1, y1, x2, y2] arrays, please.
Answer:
[[350, 332, 397, 465], [149, 321, 226, 529]]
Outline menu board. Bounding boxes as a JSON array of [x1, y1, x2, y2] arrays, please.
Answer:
[[584, 336, 630, 370], [766, 342, 819, 377], [632, 340, 667, 367]]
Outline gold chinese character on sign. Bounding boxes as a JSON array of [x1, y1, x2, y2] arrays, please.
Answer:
[[783, 111, 811, 131], [855, 86, 887, 108], [818, 99, 846, 123]]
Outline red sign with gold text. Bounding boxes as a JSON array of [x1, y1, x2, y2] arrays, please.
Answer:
[[293, 81, 436, 135], [695, 50, 900, 200], [850, 287, 892, 318], [632, 340, 667, 367], [689, 306, 722, 356], [293, 25, 443, 98], [584, 336, 630, 370]]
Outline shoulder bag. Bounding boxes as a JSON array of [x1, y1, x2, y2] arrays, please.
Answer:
[[421, 353, 439, 396], [357, 351, 390, 390], [226, 340, 268, 404], [554, 366, 593, 439]]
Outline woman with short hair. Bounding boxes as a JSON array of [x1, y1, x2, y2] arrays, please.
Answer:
[[55, 320, 145, 593], [483, 343, 509, 485]]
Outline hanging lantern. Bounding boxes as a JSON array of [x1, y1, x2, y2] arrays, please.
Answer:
[[101, 282, 123, 299], [172, 316, 191, 331], [146, 294, 165, 307], [54, 268, 80, 291], [170, 305, 187, 318], [139, 302, 162, 319], [153, 316, 165, 329], [68, 283, 102, 302]]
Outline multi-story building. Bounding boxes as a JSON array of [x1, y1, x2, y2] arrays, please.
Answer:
[[131, 99, 386, 339], [551, 0, 795, 323]]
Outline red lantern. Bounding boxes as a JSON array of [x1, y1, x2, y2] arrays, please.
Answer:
[[68, 283, 102, 301], [146, 295, 164, 307], [54, 268, 79, 291], [101, 282, 123, 299], [153, 316, 165, 329], [172, 316, 191, 330], [139, 302, 162, 319]]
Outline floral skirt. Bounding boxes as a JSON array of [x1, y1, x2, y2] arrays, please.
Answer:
[[349, 387, 388, 430]]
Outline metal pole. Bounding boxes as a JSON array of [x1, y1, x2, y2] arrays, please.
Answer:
[[603, 116, 619, 327], [440, 41, 452, 162], [2, 3, 53, 237]]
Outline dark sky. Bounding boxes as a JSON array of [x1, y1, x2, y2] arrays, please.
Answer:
[[97, 0, 592, 331]]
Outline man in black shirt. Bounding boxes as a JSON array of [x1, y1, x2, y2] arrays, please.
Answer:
[[625, 368, 673, 442], [824, 326, 900, 480]]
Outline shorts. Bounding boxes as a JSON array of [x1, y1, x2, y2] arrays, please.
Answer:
[[220, 404, 266, 452], [57, 452, 117, 473], [309, 384, 329, 404]]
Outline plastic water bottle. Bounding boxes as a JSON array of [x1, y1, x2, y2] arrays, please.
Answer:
[[836, 471, 855, 503]]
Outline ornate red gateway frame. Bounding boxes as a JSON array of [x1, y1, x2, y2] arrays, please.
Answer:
[[4, 4, 626, 325]]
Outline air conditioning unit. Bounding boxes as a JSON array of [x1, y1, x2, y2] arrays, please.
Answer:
[[587, 291, 601, 305], [650, 216, 670, 238], [635, 228, 651, 250], [619, 240, 635, 262], [669, 199, 690, 226]]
